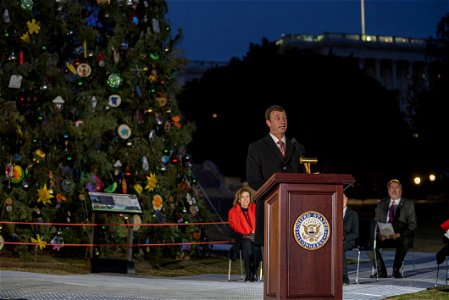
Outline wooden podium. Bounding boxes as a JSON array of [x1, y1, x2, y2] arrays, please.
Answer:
[[255, 173, 354, 300]]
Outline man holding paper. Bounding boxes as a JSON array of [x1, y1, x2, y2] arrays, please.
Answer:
[[369, 179, 417, 278]]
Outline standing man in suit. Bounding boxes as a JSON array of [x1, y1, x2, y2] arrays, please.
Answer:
[[369, 179, 417, 278], [343, 193, 359, 285], [246, 105, 305, 246]]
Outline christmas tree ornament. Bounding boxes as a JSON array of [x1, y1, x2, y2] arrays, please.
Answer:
[[61, 179, 75, 193], [31, 234, 47, 250], [152, 18, 160, 33], [152, 194, 163, 211], [85, 175, 103, 192], [145, 172, 157, 191], [172, 115, 182, 128], [148, 129, 156, 141], [112, 47, 120, 64], [19, 51, 24, 65], [124, 167, 132, 177], [156, 93, 167, 106], [150, 53, 160, 61], [148, 69, 158, 82], [107, 73, 122, 88], [91, 96, 97, 109], [55, 193, 67, 204], [33, 149, 46, 163], [142, 156, 149, 171], [50, 235, 64, 251], [20, 0, 33, 11], [121, 177, 127, 193], [8, 52, 17, 61], [133, 183, 143, 194], [76, 63, 92, 77], [117, 124, 131, 139], [108, 94, 121, 107], [5, 162, 14, 179], [8, 75, 22, 88], [133, 215, 141, 231], [113, 160, 122, 176], [26, 19, 40, 34], [37, 184, 54, 205], [10, 165, 25, 184], [66, 62, 77, 74], [52, 96, 65, 112], [135, 85, 142, 97], [3, 9, 10, 23], [104, 181, 117, 192], [97, 52, 105, 67], [21, 32, 30, 43]]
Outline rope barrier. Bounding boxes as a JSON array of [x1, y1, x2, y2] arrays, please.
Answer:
[[1, 240, 232, 247], [0, 221, 230, 227], [0, 221, 233, 248]]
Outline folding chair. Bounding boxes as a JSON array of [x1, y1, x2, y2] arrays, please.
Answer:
[[227, 245, 244, 281], [257, 246, 263, 281], [435, 253, 449, 286], [350, 246, 361, 284]]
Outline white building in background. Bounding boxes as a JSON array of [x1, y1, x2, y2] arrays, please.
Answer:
[[275, 32, 431, 126], [276, 32, 430, 93]]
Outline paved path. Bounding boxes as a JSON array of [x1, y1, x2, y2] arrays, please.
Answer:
[[0, 250, 447, 300]]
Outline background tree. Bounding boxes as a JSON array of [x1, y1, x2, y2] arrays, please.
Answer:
[[179, 39, 415, 198], [412, 13, 449, 195], [0, 0, 209, 259]]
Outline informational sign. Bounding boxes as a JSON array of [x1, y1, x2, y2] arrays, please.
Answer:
[[88, 192, 142, 214]]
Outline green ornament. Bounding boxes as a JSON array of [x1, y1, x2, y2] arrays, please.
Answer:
[[20, 0, 33, 10], [150, 53, 160, 61], [107, 73, 122, 88]]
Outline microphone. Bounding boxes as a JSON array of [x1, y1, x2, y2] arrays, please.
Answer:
[[291, 138, 304, 156]]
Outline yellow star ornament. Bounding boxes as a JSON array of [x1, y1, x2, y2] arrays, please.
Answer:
[[145, 172, 157, 191], [21, 31, 30, 43], [37, 184, 54, 205], [27, 19, 41, 35], [31, 234, 47, 250]]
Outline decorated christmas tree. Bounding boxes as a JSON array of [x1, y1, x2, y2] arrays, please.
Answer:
[[0, 0, 209, 259]]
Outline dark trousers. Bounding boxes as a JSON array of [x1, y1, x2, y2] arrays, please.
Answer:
[[241, 238, 261, 278], [368, 237, 412, 273]]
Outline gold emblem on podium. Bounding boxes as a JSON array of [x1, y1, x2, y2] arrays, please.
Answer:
[[293, 211, 330, 250]]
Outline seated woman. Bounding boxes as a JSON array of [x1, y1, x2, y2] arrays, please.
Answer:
[[228, 187, 260, 282]]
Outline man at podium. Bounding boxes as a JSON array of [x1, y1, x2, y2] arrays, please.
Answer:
[[246, 105, 305, 246]]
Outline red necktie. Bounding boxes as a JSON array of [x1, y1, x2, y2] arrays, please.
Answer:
[[388, 203, 396, 223], [277, 140, 286, 157]]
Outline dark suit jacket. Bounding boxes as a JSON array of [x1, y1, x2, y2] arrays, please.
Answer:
[[343, 207, 359, 250], [375, 197, 417, 241], [246, 135, 305, 245]]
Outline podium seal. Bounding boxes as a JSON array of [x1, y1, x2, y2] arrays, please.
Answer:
[[293, 211, 330, 250]]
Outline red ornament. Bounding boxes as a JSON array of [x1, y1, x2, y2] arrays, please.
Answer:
[[19, 51, 24, 65]]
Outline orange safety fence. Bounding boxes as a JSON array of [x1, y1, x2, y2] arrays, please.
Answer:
[[0, 221, 233, 248]]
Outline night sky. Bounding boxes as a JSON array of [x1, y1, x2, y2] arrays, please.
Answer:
[[167, 0, 448, 61]]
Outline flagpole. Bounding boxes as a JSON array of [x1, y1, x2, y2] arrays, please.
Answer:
[[361, 0, 366, 35]]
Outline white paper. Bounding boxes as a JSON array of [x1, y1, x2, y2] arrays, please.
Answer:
[[378, 222, 395, 237]]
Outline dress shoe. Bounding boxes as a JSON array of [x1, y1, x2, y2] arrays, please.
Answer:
[[370, 272, 387, 278], [244, 275, 255, 282], [393, 270, 403, 278], [343, 279, 350, 285]]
